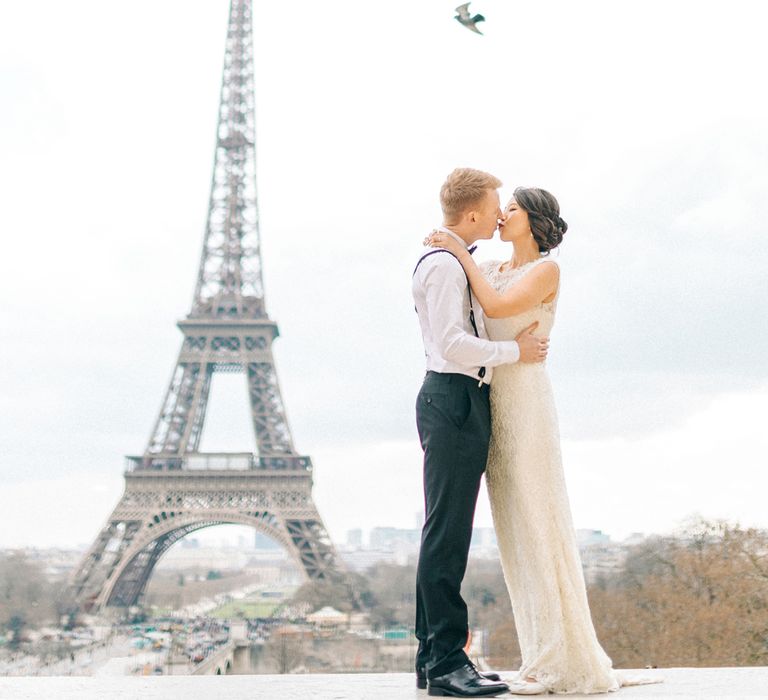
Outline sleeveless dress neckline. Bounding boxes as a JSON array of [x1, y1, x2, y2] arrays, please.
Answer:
[[482, 258, 558, 312], [496, 258, 544, 274]]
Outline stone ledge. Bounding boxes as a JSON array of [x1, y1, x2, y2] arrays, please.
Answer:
[[0, 667, 765, 699]]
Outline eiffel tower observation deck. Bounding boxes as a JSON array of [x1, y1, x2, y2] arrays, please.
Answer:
[[65, 0, 343, 616]]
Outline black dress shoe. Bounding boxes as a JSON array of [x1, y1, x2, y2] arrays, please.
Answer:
[[427, 663, 510, 697], [417, 667, 502, 690]]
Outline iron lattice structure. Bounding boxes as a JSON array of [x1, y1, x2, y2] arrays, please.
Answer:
[[66, 0, 343, 614]]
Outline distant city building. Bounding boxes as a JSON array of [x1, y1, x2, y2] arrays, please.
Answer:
[[369, 527, 421, 550], [622, 532, 647, 546], [307, 606, 347, 636], [243, 563, 302, 586], [573, 530, 648, 585], [341, 526, 503, 569], [7, 547, 83, 578], [156, 546, 251, 571], [346, 529, 363, 549], [340, 549, 395, 573], [0, 526, 653, 589], [470, 527, 498, 557], [576, 529, 611, 547]]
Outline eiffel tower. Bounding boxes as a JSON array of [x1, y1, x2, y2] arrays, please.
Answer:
[[66, 0, 343, 615]]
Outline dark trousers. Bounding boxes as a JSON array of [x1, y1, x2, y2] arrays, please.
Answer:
[[414, 371, 491, 679]]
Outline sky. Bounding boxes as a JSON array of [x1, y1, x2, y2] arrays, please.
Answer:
[[1, 0, 767, 551]]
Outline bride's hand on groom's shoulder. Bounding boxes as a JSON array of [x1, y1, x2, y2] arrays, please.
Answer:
[[423, 230, 465, 257]]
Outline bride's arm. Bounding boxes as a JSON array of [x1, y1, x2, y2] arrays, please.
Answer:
[[425, 236, 559, 319], [478, 261, 559, 318]]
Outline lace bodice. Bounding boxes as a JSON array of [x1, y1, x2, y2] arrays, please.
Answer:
[[478, 258, 559, 343]]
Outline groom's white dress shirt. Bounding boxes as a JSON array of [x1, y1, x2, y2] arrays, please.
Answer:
[[412, 227, 520, 385]]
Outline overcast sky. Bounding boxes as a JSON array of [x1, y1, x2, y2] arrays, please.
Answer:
[[1, 0, 767, 550]]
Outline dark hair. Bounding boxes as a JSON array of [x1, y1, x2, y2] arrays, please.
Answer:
[[513, 186, 568, 255]]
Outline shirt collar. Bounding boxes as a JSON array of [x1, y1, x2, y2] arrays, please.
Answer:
[[435, 226, 470, 251]]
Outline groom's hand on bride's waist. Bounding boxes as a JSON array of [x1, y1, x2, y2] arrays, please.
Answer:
[[516, 322, 549, 363]]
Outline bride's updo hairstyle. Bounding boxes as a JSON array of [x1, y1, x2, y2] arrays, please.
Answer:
[[513, 187, 568, 256]]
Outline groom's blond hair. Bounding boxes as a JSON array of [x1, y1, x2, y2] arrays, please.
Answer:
[[440, 168, 502, 221]]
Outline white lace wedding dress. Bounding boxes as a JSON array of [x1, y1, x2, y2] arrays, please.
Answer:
[[480, 258, 659, 694]]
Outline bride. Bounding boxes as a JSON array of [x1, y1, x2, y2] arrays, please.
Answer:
[[425, 188, 660, 695]]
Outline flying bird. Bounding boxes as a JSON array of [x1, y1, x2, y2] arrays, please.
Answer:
[[455, 3, 485, 35]]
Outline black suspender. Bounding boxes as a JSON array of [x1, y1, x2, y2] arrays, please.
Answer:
[[412, 249, 453, 276], [413, 249, 486, 382]]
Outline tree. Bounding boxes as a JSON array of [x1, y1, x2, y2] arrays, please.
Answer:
[[290, 575, 364, 615], [362, 563, 416, 630], [0, 552, 61, 645], [482, 519, 768, 670], [266, 627, 307, 673], [588, 519, 768, 668], [7, 615, 25, 649]]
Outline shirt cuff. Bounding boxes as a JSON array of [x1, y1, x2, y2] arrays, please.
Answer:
[[504, 340, 521, 364]]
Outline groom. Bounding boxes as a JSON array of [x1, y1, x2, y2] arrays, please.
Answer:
[[412, 168, 548, 697]]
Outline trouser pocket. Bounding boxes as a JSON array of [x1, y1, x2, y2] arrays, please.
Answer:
[[417, 385, 471, 431]]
